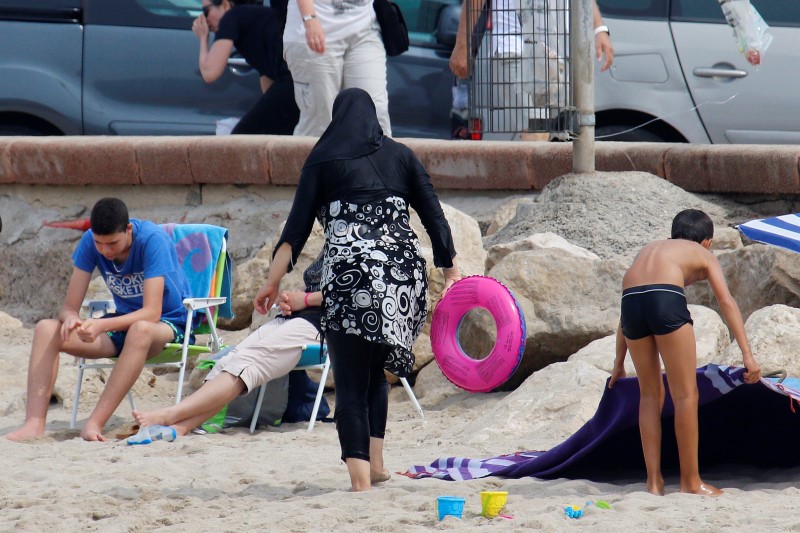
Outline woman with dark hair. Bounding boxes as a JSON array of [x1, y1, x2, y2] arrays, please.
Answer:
[[254, 88, 460, 491], [194, 0, 299, 134]]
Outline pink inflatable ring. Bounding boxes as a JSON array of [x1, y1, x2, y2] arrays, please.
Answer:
[[431, 276, 526, 392]]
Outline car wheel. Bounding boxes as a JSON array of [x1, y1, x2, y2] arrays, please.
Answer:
[[595, 124, 667, 142]]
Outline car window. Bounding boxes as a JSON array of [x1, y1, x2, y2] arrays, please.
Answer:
[[85, 0, 199, 29], [136, 0, 201, 18], [671, 0, 800, 27], [395, 0, 459, 45], [596, 0, 667, 21]]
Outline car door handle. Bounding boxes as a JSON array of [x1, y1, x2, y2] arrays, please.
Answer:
[[227, 58, 249, 67], [693, 67, 748, 79]]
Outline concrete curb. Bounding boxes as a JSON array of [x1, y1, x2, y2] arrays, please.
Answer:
[[1, 136, 798, 193]]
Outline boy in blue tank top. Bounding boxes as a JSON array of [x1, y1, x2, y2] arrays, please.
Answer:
[[7, 198, 192, 442]]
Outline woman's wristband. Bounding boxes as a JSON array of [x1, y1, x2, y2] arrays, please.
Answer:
[[594, 25, 610, 36], [304, 292, 312, 307]]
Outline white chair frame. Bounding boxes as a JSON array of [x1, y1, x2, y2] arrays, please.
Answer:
[[249, 344, 425, 433], [70, 297, 225, 429]]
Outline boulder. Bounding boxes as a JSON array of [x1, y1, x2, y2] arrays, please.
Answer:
[[711, 226, 743, 253], [716, 304, 800, 377], [456, 361, 608, 450], [484, 196, 535, 237], [485, 232, 598, 272], [685, 244, 800, 322], [458, 248, 626, 390], [412, 202, 486, 295], [486, 172, 736, 263]]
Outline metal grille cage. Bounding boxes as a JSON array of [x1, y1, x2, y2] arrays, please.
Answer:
[[464, 0, 575, 138]]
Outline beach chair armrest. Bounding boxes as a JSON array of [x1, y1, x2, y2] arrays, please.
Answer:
[[182, 297, 227, 311]]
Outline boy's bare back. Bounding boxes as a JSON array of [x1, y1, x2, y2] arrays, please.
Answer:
[[623, 239, 712, 290]]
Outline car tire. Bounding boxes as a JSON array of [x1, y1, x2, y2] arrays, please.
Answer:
[[595, 124, 667, 143]]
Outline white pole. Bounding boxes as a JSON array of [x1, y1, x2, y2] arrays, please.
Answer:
[[570, 0, 595, 173]]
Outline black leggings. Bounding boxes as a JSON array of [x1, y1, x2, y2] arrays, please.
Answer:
[[325, 330, 389, 463], [231, 77, 299, 135]]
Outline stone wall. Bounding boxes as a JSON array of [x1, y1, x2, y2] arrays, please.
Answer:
[[1, 136, 799, 193]]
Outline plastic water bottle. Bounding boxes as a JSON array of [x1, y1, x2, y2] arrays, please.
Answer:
[[452, 78, 469, 110], [126, 424, 177, 445]]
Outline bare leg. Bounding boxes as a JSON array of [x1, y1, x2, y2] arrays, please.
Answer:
[[81, 321, 174, 441], [626, 334, 666, 496], [133, 372, 245, 436], [369, 437, 390, 483], [345, 458, 372, 492], [6, 320, 64, 441], [656, 324, 722, 496]]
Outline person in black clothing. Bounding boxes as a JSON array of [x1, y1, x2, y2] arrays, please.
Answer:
[[194, 0, 299, 134], [254, 88, 461, 491]]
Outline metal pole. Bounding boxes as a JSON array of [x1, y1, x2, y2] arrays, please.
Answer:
[[570, 0, 595, 173]]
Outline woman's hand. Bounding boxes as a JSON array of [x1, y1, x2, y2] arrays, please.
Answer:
[[253, 281, 280, 315], [192, 14, 209, 40], [742, 354, 761, 384], [442, 265, 461, 296], [278, 290, 306, 316], [304, 18, 326, 54], [596, 31, 614, 72]]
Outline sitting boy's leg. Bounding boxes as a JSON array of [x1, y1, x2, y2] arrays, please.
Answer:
[[656, 323, 722, 496], [7, 319, 116, 441], [134, 372, 246, 436], [81, 320, 175, 441], [626, 334, 666, 495]]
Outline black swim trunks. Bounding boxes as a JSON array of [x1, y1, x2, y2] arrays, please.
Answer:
[[620, 284, 693, 340]]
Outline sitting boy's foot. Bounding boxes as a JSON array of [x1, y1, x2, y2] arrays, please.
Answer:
[[370, 469, 391, 484], [132, 408, 169, 428], [5, 422, 45, 442], [80, 422, 108, 442], [682, 482, 723, 496]]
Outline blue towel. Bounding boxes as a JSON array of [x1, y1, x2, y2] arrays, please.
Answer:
[[161, 223, 234, 319]]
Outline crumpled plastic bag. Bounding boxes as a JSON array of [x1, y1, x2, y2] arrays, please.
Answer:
[[718, 0, 773, 66]]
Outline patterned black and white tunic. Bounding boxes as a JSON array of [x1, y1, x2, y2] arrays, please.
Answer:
[[318, 195, 427, 376]]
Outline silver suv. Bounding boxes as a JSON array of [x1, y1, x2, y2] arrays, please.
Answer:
[[595, 0, 800, 144]]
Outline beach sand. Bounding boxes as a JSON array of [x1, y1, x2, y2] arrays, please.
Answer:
[[2, 314, 800, 532]]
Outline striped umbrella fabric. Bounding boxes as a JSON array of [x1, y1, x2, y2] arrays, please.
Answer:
[[738, 214, 800, 253]]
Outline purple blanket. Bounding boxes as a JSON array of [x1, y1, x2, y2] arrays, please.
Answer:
[[405, 365, 800, 481]]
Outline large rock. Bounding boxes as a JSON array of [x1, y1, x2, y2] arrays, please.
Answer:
[[459, 248, 626, 390], [685, 244, 800, 322], [716, 304, 800, 376], [412, 202, 486, 295], [568, 304, 730, 374], [486, 172, 738, 263], [484, 196, 535, 237], [456, 361, 608, 450], [485, 232, 598, 272]]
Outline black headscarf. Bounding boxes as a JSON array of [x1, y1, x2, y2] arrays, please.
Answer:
[[303, 88, 384, 168]]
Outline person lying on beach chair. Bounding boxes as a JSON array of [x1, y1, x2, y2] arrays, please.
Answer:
[[7, 198, 193, 442], [131, 253, 323, 439], [608, 208, 761, 496]]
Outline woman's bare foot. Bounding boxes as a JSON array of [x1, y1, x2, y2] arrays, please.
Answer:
[[682, 482, 723, 496], [370, 469, 391, 484], [646, 476, 665, 496], [132, 408, 171, 428], [5, 422, 46, 442]]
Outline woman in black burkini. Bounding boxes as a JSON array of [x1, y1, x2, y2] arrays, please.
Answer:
[[194, 0, 299, 134], [254, 88, 461, 491]]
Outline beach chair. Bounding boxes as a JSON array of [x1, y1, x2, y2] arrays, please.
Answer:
[[249, 343, 426, 433], [70, 223, 233, 429]]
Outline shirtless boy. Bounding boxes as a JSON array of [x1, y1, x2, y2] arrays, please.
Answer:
[[609, 209, 761, 496]]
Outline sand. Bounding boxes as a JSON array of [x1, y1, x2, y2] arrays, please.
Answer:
[[2, 319, 800, 532]]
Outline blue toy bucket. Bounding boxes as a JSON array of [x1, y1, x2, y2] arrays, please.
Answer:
[[436, 496, 465, 520]]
